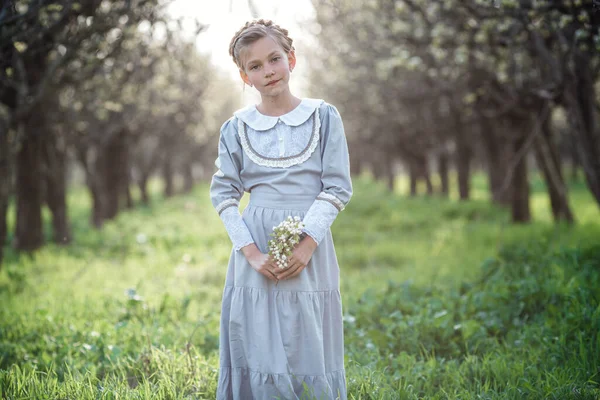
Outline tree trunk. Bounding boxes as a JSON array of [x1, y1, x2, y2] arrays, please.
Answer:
[[385, 153, 395, 192], [371, 153, 385, 184], [139, 174, 150, 205], [14, 121, 44, 251], [423, 157, 433, 196], [163, 158, 174, 197], [570, 147, 580, 182], [90, 180, 104, 228], [12, 34, 51, 251], [120, 139, 133, 210], [533, 114, 574, 223], [408, 155, 432, 196], [438, 150, 449, 197], [182, 162, 194, 194], [411, 154, 433, 196], [481, 118, 511, 205], [408, 158, 418, 196], [350, 151, 361, 176], [77, 133, 129, 227], [0, 120, 11, 267], [120, 159, 133, 210], [124, 184, 134, 209], [566, 52, 600, 208], [511, 137, 531, 223], [42, 134, 71, 244], [565, 126, 581, 182], [76, 147, 104, 229], [102, 132, 127, 220], [455, 129, 471, 201]]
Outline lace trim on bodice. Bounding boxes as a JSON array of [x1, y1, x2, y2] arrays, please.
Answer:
[[237, 109, 321, 169]]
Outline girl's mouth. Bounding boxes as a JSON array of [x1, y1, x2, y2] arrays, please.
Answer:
[[267, 79, 280, 86]]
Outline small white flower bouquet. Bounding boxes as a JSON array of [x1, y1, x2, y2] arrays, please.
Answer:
[[268, 216, 304, 269]]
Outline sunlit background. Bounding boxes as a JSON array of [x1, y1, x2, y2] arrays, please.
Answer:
[[167, 0, 318, 102]]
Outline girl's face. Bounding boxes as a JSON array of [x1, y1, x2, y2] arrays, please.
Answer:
[[239, 36, 296, 99]]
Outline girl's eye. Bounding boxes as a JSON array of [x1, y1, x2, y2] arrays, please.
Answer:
[[271, 57, 280, 62], [250, 65, 259, 70]]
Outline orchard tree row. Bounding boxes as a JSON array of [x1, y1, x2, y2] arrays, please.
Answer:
[[310, 0, 599, 223], [0, 0, 238, 266]]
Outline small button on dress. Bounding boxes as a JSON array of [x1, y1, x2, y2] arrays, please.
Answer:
[[210, 98, 353, 400]]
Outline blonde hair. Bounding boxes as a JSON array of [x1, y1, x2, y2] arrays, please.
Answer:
[[229, 19, 294, 71]]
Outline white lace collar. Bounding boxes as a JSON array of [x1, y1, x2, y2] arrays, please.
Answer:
[[234, 98, 324, 131]]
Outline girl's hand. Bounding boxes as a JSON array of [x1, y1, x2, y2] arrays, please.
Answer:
[[241, 244, 279, 282], [275, 236, 317, 281]]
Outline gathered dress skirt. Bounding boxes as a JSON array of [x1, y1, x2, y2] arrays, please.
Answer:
[[216, 192, 347, 400]]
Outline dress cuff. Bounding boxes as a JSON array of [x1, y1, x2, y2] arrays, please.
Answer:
[[219, 205, 255, 251], [302, 198, 340, 245]]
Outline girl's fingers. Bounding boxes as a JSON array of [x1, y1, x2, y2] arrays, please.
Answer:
[[276, 261, 297, 276], [276, 268, 295, 281], [271, 263, 284, 275], [273, 262, 287, 274], [286, 265, 306, 280], [261, 268, 278, 282], [275, 263, 293, 279], [265, 259, 280, 273], [279, 263, 305, 280]]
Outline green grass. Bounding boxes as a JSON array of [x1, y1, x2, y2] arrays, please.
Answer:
[[0, 173, 599, 399]]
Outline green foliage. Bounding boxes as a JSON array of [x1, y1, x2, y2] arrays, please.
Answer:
[[1, 176, 599, 399], [343, 243, 600, 397]]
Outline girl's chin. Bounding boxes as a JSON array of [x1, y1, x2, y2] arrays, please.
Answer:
[[260, 86, 288, 96]]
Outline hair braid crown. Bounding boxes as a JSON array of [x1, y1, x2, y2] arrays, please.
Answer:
[[229, 19, 294, 69]]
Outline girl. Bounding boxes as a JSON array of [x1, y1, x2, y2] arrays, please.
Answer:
[[210, 19, 352, 400]]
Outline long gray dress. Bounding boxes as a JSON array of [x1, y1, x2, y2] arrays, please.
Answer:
[[210, 98, 353, 400]]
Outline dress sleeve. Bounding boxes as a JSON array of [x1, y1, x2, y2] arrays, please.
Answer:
[[210, 118, 255, 251], [302, 104, 353, 245]]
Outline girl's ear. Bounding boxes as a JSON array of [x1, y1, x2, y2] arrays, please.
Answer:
[[239, 68, 251, 86], [288, 50, 297, 72]]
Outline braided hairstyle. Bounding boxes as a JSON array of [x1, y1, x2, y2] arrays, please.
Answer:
[[229, 19, 295, 71]]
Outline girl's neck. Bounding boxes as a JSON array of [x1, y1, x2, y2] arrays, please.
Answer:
[[256, 92, 301, 117]]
